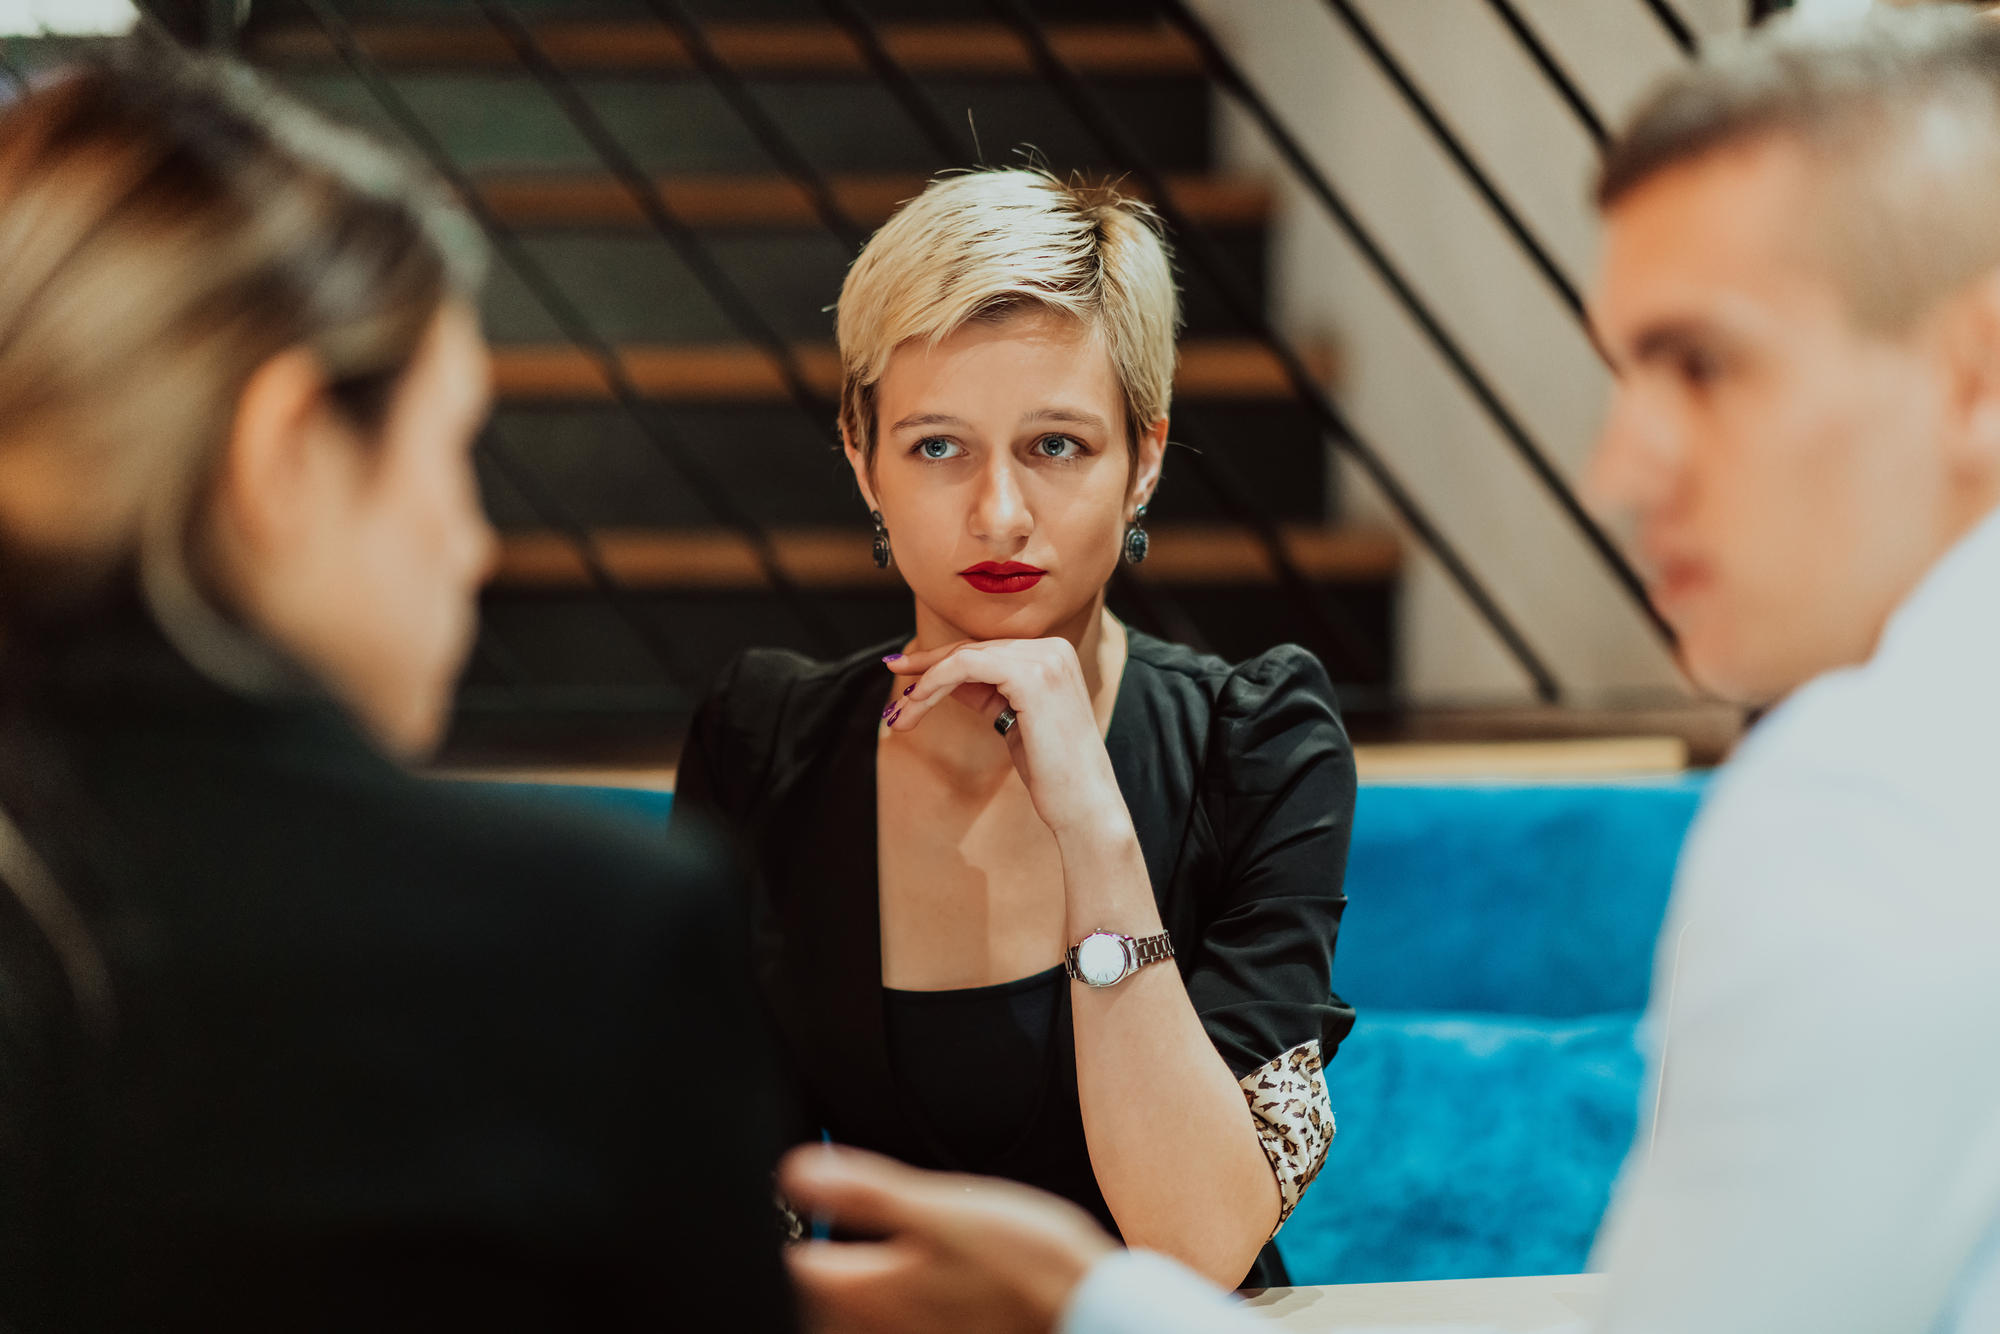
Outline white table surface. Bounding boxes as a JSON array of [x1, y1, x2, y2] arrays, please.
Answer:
[[1242, 1273, 1605, 1332]]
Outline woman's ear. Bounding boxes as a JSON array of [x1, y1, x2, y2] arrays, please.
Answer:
[[214, 347, 344, 561], [1130, 416, 1169, 515], [842, 423, 883, 513]]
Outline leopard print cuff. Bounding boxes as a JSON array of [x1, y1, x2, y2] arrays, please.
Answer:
[[1238, 1038, 1334, 1234]]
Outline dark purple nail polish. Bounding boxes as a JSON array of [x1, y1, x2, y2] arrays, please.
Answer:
[[882, 654, 903, 663], [888, 706, 902, 725], [881, 703, 895, 719], [902, 684, 914, 696]]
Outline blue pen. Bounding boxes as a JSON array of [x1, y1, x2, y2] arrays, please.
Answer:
[[810, 1129, 834, 1241]]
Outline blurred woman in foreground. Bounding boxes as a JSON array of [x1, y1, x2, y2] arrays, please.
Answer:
[[0, 42, 788, 1331]]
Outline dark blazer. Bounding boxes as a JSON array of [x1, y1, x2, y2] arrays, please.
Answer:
[[675, 627, 1358, 1289], [0, 596, 794, 1333]]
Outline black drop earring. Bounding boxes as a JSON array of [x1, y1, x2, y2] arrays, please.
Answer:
[[871, 510, 893, 569], [1122, 503, 1149, 565]]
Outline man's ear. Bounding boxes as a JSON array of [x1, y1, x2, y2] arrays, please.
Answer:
[[1129, 416, 1169, 515], [214, 347, 340, 558], [1952, 271, 2000, 486], [842, 424, 882, 514]]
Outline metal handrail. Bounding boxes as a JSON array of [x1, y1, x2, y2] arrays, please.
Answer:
[[809, 0, 1386, 681], [1322, 0, 1585, 319], [475, 0, 841, 440], [1156, 0, 1676, 658], [642, 0, 870, 252], [479, 424, 707, 693], [301, 0, 848, 658], [1644, 0, 1700, 55], [1483, 0, 1608, 149], [1169, 424, 1385, 681], [989, 0, 1562, 700], [815, 0, 974, 166]]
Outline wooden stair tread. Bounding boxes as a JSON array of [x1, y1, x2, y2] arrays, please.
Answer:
[[254, 21, 1203, 76], [490, 340, 1336, 403], [476, 171, 1271, 229], [490, 525, 1400, 591]]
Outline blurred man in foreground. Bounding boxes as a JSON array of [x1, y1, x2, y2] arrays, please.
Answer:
[[781, 11, 2000, 1333]]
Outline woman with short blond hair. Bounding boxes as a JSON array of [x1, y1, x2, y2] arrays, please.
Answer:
[[676, 169, 1356, 1288]]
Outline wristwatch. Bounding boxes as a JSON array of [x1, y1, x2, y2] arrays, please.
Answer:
[[1064, 929, 1174, 988]]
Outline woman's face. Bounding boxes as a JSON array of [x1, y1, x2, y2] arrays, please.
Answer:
[[852, 308, 1166, 643], [217, 300, 496, 758]]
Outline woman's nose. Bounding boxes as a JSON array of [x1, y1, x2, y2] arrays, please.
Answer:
[[971, 457, 1033, 544]]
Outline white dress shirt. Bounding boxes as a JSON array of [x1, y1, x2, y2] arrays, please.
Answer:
[[1060, 1251, 1263, 1334], [1594, 504, 2000, 1334]]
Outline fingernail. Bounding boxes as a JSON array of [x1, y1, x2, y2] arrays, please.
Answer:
[[881, 702, 896, 719], [887, 706, 902, 725], [882, 654, 903, 663], [902, 684, 914, 696]]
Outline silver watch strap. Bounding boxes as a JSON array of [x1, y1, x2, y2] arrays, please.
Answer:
[[1128, 929, 1175, 971]]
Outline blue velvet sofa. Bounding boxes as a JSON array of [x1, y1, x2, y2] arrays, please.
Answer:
[[510, 777, 1705, 1286], [1280, 779, 1705, 1284]]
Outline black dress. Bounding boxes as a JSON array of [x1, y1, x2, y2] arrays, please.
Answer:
[[675, 627, 1358, 1288], [0, 593, 794, 1333]]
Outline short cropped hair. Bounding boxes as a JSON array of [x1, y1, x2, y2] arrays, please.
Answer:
[[835, 169, 1180, 461], [1598, 8, 2000, 332]]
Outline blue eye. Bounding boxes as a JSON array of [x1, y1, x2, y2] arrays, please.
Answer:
[[1035, 435, 1083, 459], [917, 437, 962, 460]]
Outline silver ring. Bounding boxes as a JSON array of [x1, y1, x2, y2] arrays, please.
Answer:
[[993, 707, 1018, 738]]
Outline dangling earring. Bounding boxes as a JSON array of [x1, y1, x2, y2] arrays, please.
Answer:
[[1122, 503, 1149, 565], [871, 510, 893, 569]]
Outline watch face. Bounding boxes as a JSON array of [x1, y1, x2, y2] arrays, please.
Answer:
[[1077, 933, 1128, 987]]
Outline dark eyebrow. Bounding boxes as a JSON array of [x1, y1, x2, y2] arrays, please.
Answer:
[[888, 413, 967, 432], [1632, 319, 1724, 367]]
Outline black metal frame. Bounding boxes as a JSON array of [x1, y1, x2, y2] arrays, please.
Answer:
[[301, 0, 850, 677], [244, 0, 1716, 710], [1156, 0, 1677, 661], [1322, 0, 1585, 319], [988, 0, 1562, 699], [808, 0, 1388, 681], [1483, 0, 1608, 149], [1646, 0, 1701, 53]]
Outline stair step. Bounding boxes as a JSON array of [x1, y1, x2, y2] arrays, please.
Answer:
[[255, 20, 1202, 77], [491, 524, 1400, 591], [272, 68, 1211, 175], [477, 171, 1270, 230], [489, 340, 1336, 403]]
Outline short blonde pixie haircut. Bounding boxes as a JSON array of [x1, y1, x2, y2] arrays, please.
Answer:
[[836, 168, 1180, 463]]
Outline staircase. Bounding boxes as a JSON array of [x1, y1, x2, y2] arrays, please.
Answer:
[[237, 0, 1401, 764]]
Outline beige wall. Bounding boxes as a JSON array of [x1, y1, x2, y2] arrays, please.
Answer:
[[1190, 0, 1743, 706]]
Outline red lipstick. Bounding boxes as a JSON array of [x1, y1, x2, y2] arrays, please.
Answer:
[[959, 561, 1047, 594]]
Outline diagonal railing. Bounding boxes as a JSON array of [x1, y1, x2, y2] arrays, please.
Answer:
[[1645, 0, 1701, 55], [243, 0, 1720, 708], [1322, 0, 1586, 320], [641, 0, 871, 252], [299, 0, 850, 666], [575, 0, 1271, 673], [809, 0, 1388, 681], [478, 423, 707, 695], [1155, 0, 1676, 664], [987, 0, 1560, 699], [1482, 0, 1608, 149], [473, 0, 846, 443]]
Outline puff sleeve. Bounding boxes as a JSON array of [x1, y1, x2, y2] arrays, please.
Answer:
[[1182, 646, 1356, 1229]]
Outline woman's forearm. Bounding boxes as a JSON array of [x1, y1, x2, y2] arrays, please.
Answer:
[[1057, 826, 1281, 1286]]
